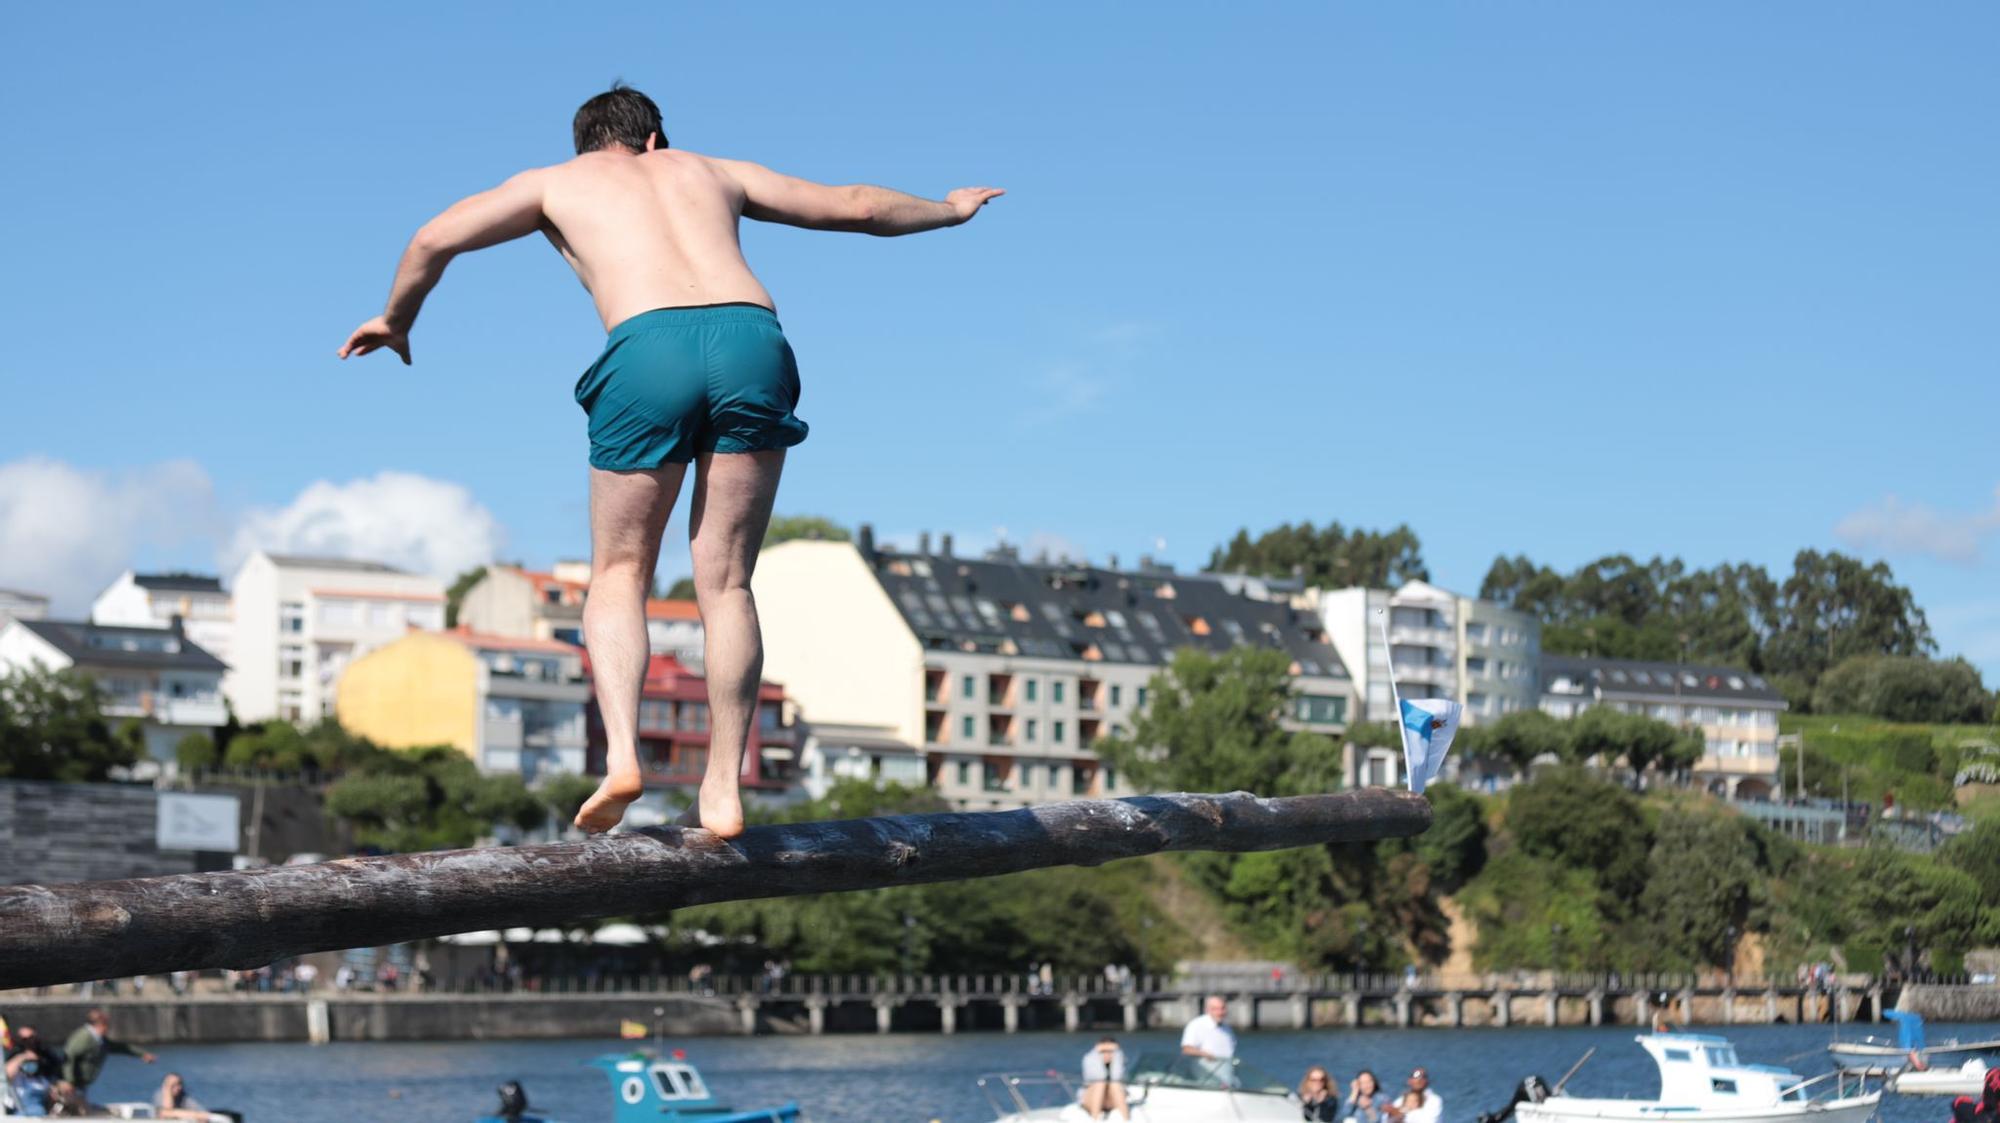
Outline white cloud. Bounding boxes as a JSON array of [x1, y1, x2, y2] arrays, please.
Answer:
[[1834, 486, 2000, 566], [226, 471, 504, 579], [0, 456, 218, 612], [1022, 320, 1161, 423]]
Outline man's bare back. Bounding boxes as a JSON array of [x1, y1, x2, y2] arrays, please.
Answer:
[[338, 85, 998, 840]]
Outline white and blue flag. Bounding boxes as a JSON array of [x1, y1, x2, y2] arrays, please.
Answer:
[[1376, 610, 1462, 795]]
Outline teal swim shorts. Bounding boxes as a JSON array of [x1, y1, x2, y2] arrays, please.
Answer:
[[573, 303, 809, 471]]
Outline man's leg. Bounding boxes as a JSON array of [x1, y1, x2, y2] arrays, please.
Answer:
[[574, 464, 687, 833], [1081, 1082, 1105, 1118], [1108, 1082, 1130, 1121], [682, 449, 784, 839]]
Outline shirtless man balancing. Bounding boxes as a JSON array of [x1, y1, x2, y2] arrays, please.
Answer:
[[339, 85, 1001, 837]]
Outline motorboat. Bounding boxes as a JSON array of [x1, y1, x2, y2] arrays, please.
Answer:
[[1498, 1033, 1880, 1123], [1891, 1058, 1989, 1098], [980, 1053, 1301, 1122], [0, 1081, 237, 1120], [473, 1050, 801, 1123], [1829, 1010, 2000, 1071]]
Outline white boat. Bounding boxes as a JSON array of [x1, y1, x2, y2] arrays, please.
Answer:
[[979, 1053, 1301, 1122], [1509, 1033, 1881, 1123], [1829, 1010, 2000, 1070], [1892, 1058, 1989, 1098]]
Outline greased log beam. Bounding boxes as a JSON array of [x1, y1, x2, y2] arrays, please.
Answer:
[[0, 788, 1430, 989]]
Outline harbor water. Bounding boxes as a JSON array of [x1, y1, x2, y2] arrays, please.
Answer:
[[70, 1022, 1990, 1123]]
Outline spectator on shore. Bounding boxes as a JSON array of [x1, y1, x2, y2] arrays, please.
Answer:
[[1080, 1036, 1130, 1121], [62, 1009, 153, 1095], [1384, 1068, 1441, 1123], [1298, 1065, 1338, 1121], [1344, 1070, 1385, 1123], [153, 1072, 210, 1120]]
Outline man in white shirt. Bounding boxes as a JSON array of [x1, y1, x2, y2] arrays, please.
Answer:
[[1387, 1067, 1443, 1123], [1180, 994, 1237, 1084], [1080, 1036, 1131, 1121]]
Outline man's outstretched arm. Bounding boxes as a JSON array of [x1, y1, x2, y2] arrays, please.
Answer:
[[718, 159, 1002, 236], [338, 170, 547, 364]]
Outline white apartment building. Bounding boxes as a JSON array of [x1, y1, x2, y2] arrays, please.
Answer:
[[0, 617, 228, 762], [228, 551, 447, 723], [1541, 654, 1787, 799], [754, 530, 1356, 810], [0, 589, 49, 627], [91, 571, 234, 668], [1313, 580, 1540, 724]]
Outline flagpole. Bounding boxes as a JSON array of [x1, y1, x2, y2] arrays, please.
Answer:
[[1377, 607, 1404, 717]]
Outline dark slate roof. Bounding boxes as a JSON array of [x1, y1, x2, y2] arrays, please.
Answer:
[[1542, 653, 1784, 705], [266, 554, 406, 573], [16, 618, 228, 673], [134, 573, 225, 594], [0, 589, 48, 602], [868, 549, 1348, 679]]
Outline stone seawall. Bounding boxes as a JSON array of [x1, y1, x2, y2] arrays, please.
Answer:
[[0, 995, 743, 1043], [1896, 984, 2000, 1022]]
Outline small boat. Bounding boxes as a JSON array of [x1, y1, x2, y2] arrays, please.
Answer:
[[1503, 1033, 1880, 1123], [1892, 1059, 1990, 1098], [474, 1050, 801, 1123], [1829, 1011, 2000, 1070], [979, 1053, 1301, 1122]]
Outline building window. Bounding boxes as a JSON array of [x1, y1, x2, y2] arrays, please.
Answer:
[[1050, 763, 1064, 789], [1053, 680, 1066, 704], [982, 762, 1008, 792], [1136, 686, 1148, 707], [680, 703, 710, 731], [1072, 767, 1092, 796], [1110, 684, 1123, 706], [962, 674, 976, 699], [956, 761, 971, 786], [759, 704, 783, 731], [281, 602, 305, 634], [1052, 720, 1065, 745], [1025, 678, 1038, 702], [1025, 718, 1038, 742], [962, 714, 975, 741], [1103, 766, 1117, 790], [1294, 694, 1346, 725]]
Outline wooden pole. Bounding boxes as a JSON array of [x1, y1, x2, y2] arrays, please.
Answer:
[[0, 788, 1427, 990]]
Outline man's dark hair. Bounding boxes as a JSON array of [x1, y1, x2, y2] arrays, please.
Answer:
[[573, 83, 666, 155]]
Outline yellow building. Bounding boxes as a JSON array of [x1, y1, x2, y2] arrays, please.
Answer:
[[336, 628, 590, 779]]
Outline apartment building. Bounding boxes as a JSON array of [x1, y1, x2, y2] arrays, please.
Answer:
[[1540, 653, 1787, 799], [0, 617, 227, 762], [457, 563, 705, 657], [336, 628, 589, 779], [581, 653, 799, 822], [228, 551, 447, 722], [91, 571, 234, 667], [753, 531, 1356, 810], [1313, 581, 1541, 723], [0, 589, 48, 627]]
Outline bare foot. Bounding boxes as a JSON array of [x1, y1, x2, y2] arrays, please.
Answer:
[[574, 772, 643, 834], [675, 784, 746, 839]]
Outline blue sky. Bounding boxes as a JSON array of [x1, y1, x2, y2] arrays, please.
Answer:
[[2, 3, 1995, 676]]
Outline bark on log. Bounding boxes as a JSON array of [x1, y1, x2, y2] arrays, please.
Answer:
[[0, 788, 1428, 989]]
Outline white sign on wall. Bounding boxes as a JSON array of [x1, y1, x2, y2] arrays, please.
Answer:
[[156, 791, 241, 853]]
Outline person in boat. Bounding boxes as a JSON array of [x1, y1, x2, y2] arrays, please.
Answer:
[[1080, 1036, 1131, 1121], [1344, 1069, 1386, 1123], [153, 1072, 210, 1119], [5, 1047, 55, 1116], [1949, 1068, 2000, 1123], [1384, 1067, 1441, 1123], [61, 1009, 154, 1095], [1181, 995, 1237, 1070], [1298, 1065, 1339, 1122]]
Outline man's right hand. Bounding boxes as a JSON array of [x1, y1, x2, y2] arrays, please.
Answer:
[[338, 316, 412, 364], [947, 187, 1006, 224]]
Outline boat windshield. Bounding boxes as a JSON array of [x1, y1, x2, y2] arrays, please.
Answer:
[[1706, 1046, 1740, 1067], [1127, 1053, 1291, 1095]]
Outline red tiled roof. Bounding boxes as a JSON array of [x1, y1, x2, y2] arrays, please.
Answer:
[[646, 598, 701, 621]]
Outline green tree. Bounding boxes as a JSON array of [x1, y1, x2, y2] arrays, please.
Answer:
[[1504, 767, 1652, 906], [1458, 709, 1570, 772], [1095, 647, 1339, 796], [1812, 655, 1992, 724], [224, 720, 375, 772], [1460, 849, 1616, 970], [324, 744, 546, 851], [1639, 807, 1766, 969], [763, 515, 851, 546], [174, 731, 219, 771], [662, 577, 696, 600], [1765, 549, 1935, 683], [1567, 706, 1703, 779], [444, 565, 488, 628], [0, 666, 144, 781], [1207, 521, 1427, 587]]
